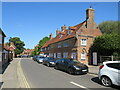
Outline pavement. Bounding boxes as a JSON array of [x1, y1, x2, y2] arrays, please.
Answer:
[[87, 65, 99, 75], [0, 58, 100, 88]]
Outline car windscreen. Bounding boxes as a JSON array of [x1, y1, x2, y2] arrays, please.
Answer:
[[72, 60, 81, 64]]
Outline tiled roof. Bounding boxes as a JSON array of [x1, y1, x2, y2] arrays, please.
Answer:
[[21, 49, 34, 54], [42, 21, 85, 48], [4, 43, 16, 51], [4, 44, 10, 50]]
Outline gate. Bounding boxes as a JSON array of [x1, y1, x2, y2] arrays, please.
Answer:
[[100, 56, 120, 64]]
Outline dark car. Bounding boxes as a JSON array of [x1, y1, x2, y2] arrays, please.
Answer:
[[33, 56, 38, 61], [54, 58, 88, 75], [42, 57, 56, 67]]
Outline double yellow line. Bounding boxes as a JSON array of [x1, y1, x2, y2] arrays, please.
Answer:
[[18, 60, 31, 89]]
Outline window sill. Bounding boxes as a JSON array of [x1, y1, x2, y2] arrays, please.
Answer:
[[81, 45, 86, 47], [81, 59, 86, 61]]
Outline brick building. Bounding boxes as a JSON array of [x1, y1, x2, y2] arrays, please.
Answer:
[[41, 7, 102, 64], [21, 49, 34, 56]]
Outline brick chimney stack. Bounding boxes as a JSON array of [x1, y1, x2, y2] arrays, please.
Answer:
[[86, 6, 95, 28], [49, 33, 53, 39], [61, 25, 66, 32], [56, 28, 60, 36], [86, 6, 94, 21]]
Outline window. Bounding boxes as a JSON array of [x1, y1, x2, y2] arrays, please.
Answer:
[[64, 42, 69, 47], [81, 53, 86, 60], [49, 53, 53, 57], [106, 63, 120, 70], [58, 43, 62, 48], [59, 33, 62, 38], [68, 30, 71, 35], [81, 39, 87, 46], [45, 48, 46, 51], [48, 47, 49, 50], [54, 53, 56, 58], [50, 45, 53, 48], [57, 53, 61, 58], [63, 52, 68, 58], [71, 52, 76, 59]]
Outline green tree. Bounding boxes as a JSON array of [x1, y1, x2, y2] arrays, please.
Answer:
[[98, 21, 120, 34], [9, 37, 25, 56], [31, 36, 50, 56], [91, 33, 120, 56]]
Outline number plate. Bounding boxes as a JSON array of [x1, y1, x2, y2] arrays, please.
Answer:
[[82, 69, 87, 72]]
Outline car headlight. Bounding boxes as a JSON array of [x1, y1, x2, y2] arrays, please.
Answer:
[[73, 66, 81, 70], [49, 62, 55, 64]]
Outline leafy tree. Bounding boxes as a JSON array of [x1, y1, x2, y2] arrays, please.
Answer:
[[9, 37, 25, 56], [91, 33, 120, 56], [98, 21, 120, 34], [31, 36, 50, 56]]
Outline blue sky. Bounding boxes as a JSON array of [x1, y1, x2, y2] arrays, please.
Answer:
[[2, 2, 118, 49]]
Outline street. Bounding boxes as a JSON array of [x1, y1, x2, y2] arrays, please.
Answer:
[[20, 58, 119, 89]]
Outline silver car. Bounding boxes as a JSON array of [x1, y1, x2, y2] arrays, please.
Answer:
[[98, 61, 120, 87]]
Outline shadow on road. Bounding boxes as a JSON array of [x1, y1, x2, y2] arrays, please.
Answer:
[[0, 63, 10, 74], [91, 77, 120, 89], [0, 82, 3, 89]]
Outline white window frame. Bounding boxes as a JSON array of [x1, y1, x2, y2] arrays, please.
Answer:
[[71, 52, 76, 59], [59, 34, 62, 38], [63, 52, 68, 58], [81, 39, 87, 46], [81, 53, 86, 60], [68, 30, 71, 35], [57, 53, 61, 58], [45, 47, 46, 51], [54, 53, 56, 58], [49, 53, 53, 57]]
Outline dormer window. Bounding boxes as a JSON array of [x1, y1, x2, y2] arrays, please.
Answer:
[[59, 33, 62, 38], [68, 30, 71, 35]]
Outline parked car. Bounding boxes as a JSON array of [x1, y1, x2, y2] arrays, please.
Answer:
[[36, 56, 45, 63], [42, 57, 55, 67], [33, 55, 38, 61], [54, 58, 88, 75], [98, 61, 120, 87]]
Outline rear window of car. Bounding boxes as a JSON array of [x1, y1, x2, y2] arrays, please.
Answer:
[[106, 63, 120, 70]]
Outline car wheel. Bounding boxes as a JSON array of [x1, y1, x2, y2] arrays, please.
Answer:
[[47, 63, 50, 67], [54, 65, 58, 70], [68, 68, 74, 75], [101, 76, 112, 87]]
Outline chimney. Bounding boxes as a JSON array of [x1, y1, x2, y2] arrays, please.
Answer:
[[49, 33, 53, 39], [86, 6, 94, 21], [86, 6, 95, 28], [56, 28, 60, 36], [61, 25, 66, 32]]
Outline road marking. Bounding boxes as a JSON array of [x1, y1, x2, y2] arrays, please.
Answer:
[[70, 81, 90, 90], [18, 60, 31, 89]]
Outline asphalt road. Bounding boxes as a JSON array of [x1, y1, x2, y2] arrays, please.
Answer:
[[20, 58, 119, 89]]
